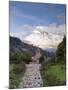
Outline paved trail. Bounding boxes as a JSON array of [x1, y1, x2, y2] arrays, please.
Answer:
[[19, 63, 43, 88]]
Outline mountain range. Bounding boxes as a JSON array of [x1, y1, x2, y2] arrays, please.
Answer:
[[23, 26, 63, 49], [10, 26, 63, 50], [10, 36, 55, 58], [10, 36, 38, 55]]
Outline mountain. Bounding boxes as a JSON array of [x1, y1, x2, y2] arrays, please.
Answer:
[[10, 36, 38, 55], [10, 36, 55, 58], [44, 48, 56, 53], [23, 26, 63, 49], [10, 26, 64, 51]]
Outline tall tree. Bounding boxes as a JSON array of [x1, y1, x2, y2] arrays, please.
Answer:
[[56, 36, 66, 64]]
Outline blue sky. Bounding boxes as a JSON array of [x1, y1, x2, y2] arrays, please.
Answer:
[[9, 1, 66, 33]]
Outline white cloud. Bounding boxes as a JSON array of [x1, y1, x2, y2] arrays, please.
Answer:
[[10, 32, 27, 41], [47, 23, 66, 35], [18, 24, 35, 32], [10, 24, 35, 40], [34, 23, 66, 35], [24, 31, 63, 49]]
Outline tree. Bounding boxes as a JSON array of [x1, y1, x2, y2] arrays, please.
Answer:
[[56, 36, 66, 64], [39, 54, 45, 64], [21, 52, 31, 64], [10, 52, 21, 64]]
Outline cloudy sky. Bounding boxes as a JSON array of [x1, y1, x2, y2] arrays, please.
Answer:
[[9, 1, 66, 49]]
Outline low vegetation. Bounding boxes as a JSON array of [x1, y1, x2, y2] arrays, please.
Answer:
[[9, 36, 66, 88], [9, 63, 26, 89], [9, 51, 32, 89], [10, 51, 31, 64], [40, 36, 66, 86], [21, 51, 31, 64], [40, 63, 66, 86]]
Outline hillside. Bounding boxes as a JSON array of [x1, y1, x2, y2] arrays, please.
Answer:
[[10, 36, 55, 58], [10, 36, 39, 56]]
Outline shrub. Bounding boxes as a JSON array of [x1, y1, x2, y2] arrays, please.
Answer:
[[21, 52, 31, 64], [10, 52, 21, 64], [9, 63, 26, 89], [9, 71, 19, 88], [39, 55, 44, 64], [56, 36, 66, 64], [13, 64, 25, 75], [40, 63, 66, 87]]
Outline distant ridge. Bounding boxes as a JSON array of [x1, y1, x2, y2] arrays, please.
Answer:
[[10, 36, 55, 58]]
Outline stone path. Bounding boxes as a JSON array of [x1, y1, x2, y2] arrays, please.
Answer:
[[19, 63, 43, 88]]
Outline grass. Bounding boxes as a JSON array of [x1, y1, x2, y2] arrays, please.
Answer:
[[47, 64, 65, 81], [40, 63, 66, 87]]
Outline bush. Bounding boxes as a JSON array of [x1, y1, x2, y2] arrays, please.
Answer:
[[21, 52, 31, 64], [10, 52, 21, 64], [13, 64, 25, 75], [40, 63, 66, 87], [9, 71, 19, 89], [9, 63, 26, 89], [39, 55, 44, 64], [44, 72, 63, 86], [56, 36, 66, 64]]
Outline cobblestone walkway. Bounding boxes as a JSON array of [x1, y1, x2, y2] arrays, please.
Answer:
[[19, 63, 43, 88]]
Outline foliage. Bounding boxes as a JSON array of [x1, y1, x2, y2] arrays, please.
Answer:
[[39, 55, 44, 64], [9, 71, 19, 89], [13, 63, 25, 74], [9, 63, 26, 89], [10, 52, 21, 64], [56, 36, 66, 64], [40, 63, 66, 86], [40, 36, 66, 87], [10, 51, 32, 64], [9, 51, 31, 88], [21, 52, 31, 64]]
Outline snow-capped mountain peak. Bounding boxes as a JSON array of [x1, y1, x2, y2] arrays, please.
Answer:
[[10, 26, 64, 50], [24, 26, 63, 49]]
